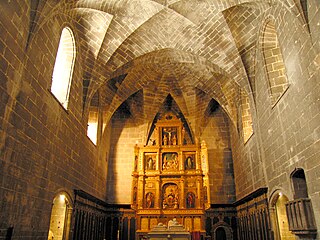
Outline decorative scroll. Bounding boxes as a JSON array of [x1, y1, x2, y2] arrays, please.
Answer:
[[133, 187, 137, 204], [201, 140, 207, 171], [203, 186, 208, 203]]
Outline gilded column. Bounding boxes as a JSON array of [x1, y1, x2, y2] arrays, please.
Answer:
[[196, 177, 201, 209], [201, 140, 210, 209], [180, 177, 185, 209], [179, 150, 184, 172]]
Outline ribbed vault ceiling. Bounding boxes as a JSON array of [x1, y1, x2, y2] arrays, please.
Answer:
[[30, 0, 304, 128]]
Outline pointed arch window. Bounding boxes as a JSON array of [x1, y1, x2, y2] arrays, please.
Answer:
[[262, 20, 289, 106], [51, 27, 76, 109]]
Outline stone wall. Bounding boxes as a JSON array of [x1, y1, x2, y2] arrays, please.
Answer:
[[230, 1, 320, 236], [0, 1, 108, 238], [0, 0, 319, 239], [107, 107, 142, 204]]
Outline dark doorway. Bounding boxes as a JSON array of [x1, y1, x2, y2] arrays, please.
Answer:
[[215, 227, 226, 240]]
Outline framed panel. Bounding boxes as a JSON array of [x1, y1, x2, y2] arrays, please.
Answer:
[[162, 152, 178, 170], [144, 153, 157, 170], [145, 192, 155, 208], [184, 152, 196, 170], [161, 127, 178, 146], [162, 183, 179, 209], [186, 192, 196, 208]]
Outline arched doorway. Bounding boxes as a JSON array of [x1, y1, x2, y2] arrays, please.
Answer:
[[48, 193, 72, 240], [211, 222, 233, 240], [215, 227, 227, 240], [270, 191, 295, 240]]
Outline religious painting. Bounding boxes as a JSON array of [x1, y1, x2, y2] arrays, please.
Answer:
[[162, 152, 178, 170], [145, 192, 155, 208], [162, 127, 178, 146], [186, 192, 195, 208], [162, 183, 179, 209], [184, 153, 195, 170], [145, 153, 156, 170]]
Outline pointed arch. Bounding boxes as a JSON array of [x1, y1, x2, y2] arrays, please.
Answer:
[[269, 190, 295, 240], [48, 191, 73, 240], [146, 94, 194, 145], [261, 19, 289, 106], [290, 168, 308, 199]]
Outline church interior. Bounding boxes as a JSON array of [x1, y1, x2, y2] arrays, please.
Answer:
[[0, 0, 319, 239]]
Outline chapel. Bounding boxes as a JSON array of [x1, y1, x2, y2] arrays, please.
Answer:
[[0, 1, 319, 240]]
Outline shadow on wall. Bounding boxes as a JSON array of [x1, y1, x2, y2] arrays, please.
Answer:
[[106, 101, 136, 204], [207, 147, 235, 204]]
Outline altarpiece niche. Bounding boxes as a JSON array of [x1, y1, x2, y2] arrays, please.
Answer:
[[131, 112, 210, 239]]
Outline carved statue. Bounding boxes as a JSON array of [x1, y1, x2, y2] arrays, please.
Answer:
[[163, 134, 168, 145], [147, 157, 154, 170], [172, 134, 177, 145]]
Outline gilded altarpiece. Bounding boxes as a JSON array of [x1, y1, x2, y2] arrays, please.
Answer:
[[131, 113, 210, 239]]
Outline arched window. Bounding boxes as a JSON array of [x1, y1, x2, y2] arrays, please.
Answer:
[[262, 20, 289, 106], [51, 27, 76, 109], [291, 168, 308, 199]]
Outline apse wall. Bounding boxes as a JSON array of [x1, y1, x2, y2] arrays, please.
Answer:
[[106, 104, 236, 205]]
